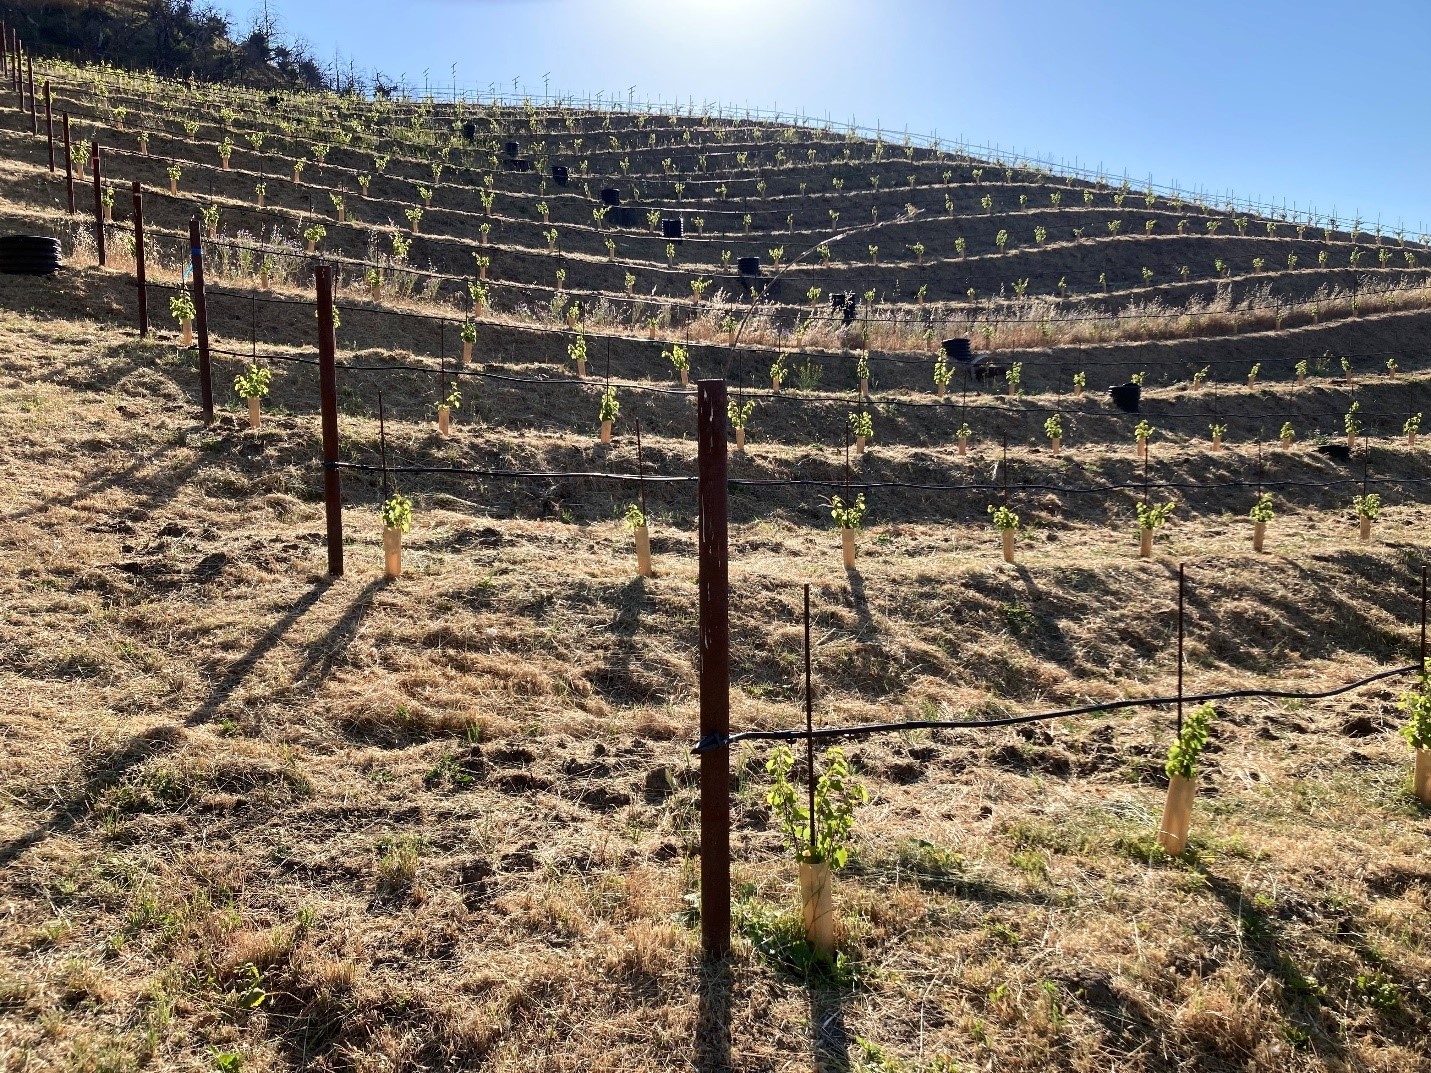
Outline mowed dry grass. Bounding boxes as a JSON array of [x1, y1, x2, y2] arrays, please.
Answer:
[[1, 292, 1430, 1073]]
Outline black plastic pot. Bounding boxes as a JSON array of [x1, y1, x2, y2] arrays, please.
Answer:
[[462, 122, 477, 143], [941, 338, 972, 362], [842, 298, 858, 326], [1314, 442, 1352, 463], [504, 141, 519, 158], [510, 158, 533, 172], [600, 188, 621, 207], [661, 218, 683, 240], [829, 293, 847, 310], [0, 234, 63, 275], [1108, 383, 1142, 413], [737, 256, 761, 278], [552, 165, 569, 186]]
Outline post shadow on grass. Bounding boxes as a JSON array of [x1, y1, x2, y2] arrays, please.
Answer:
[[182, 575, 344, 726], [695, 960, 733, 1073], [0, 723, 184, 868], [2, 439, 199, 527], [1192, 860, 1347, 1060], [586, 576, 659, 702], [809, 981, 852, 1072], [844, 564, 873, 634], [287, 576, 387, 687], [1000, 562, 1078, 666]]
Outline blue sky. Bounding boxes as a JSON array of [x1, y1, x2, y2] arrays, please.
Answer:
[[229, 0, 1430, 235]]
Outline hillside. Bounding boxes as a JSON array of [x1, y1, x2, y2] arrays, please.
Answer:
[[0, 0, 330, 89], [1, 59, 1430, 1073]]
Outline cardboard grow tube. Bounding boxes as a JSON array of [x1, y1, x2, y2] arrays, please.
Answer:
[[383, 527, 402, 579], [1001, 529, 1015, 563], [635, 525, 653, 577], [1415, 749, 1431, 804], [1360, 516, 1372, 542], [1157, 773, 1195, 855], [735, 427, 745, 452], [600, 419, 612, 444], [247, 397, 260, 431], [437, 406, 450, 437], [842, 528, 855, 568], [1139, 529, 1152, 559], [799, 861, 835, 961], [181, 319, 192, 346], [462, 341, 473, 365], [1253, 520, 1266, 552]]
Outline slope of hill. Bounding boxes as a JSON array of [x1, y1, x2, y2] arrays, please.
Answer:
[[1, 59, 1429, 1073], [0, 0, 329, 89]]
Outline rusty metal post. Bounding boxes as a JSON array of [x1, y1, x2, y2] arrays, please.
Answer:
[[91, 140, 105, 267], [316, 265, 344, 576], [44, 81, 53, 171], [1, 22, 6, 83], [62, 112, 74, 213], [133, 182, 147, 337], [190, 217, 213, 421], [697, 377, 730, 960], [27, 52, 35, 134]]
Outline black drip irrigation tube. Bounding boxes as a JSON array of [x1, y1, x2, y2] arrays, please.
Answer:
[[692, 663, 1421, 754]]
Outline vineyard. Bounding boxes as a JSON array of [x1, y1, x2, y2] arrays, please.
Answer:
[[1, 44, 1430, 1073]]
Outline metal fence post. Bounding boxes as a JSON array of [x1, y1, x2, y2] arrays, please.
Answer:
[[190, 217, 214, 421], [27, 52, 35, 134], [44, 80, 53, 172], [91, 140, 105, 267], [62, 112, 74, 214], [316, 265, 344, 577], [697, 377, 731, 960], [133, 182, 147, 337]]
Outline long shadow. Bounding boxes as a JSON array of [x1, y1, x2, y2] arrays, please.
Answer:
[[695, 960, 733, 1073], [285, 577, 387, 689], [185, 576, 377, 726], [809, 982, 852, 1072], [845, 565, 874, 634], [1194, 862, 1347, 1062], [0, 575, 367, 865], [587, 576, 664, 704]]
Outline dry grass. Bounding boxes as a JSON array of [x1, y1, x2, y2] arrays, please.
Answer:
[[3, 77, 1431, 1071], [1, 285, 1429, 1072]]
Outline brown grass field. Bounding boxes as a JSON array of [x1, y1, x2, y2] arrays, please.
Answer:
[[2, 65, 1430, 1073]]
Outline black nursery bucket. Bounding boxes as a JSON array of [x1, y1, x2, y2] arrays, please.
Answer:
[[1108, 383, 1142, 413], [941, 338, 972, 362], [600, 188, 621, 207], [552, 165, 569, 186]]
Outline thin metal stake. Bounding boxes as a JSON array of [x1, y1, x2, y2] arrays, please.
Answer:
[[636, 418, 646, 517], [1002, 433, 1009, 503], [1362, 434, 1369, 497], [378, 393, 390, 501], [1420, 566, 1427, 672], [1177, 564, 1185, 737]]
